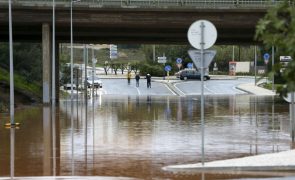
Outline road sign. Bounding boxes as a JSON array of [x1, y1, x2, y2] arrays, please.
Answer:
[[165, 65, 171, 72], [176, 58, 182, 64], [264, 59, 269, 65], [188, 49, 216, 69], [110, 44, 118, 59], [92, 58, 97, 64], [263, 53, 270, 60], [280, 56, 292, 62], [176, 63, 182, 69], [263, 53, 270, 65], [187, 63, 193, 68], [158, 56, 167, 63], [187, 20, 217, 50]]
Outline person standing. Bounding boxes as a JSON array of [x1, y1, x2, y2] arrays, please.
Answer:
[[135, 73, 140, 87], [146, 73, 151, 88], [127, 71, 131, 85]]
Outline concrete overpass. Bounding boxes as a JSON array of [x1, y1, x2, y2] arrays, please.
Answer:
[[0, 0, 282, 44], [0, 0, 285, 103]]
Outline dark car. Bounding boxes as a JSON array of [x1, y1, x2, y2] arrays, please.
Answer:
[[86, 76, 102, 88], [179, 69, 210, 81]]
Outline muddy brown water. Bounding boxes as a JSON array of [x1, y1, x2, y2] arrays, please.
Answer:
[[0, 95, 294, 179]]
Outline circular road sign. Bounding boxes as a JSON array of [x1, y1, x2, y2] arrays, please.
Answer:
[[264, 53, 270, 64], [263, 53, 270, 60], [176, 58, 182, 64], [187, 63, 193, 68], [187, 20, 217, 50], [165, 65, 172, 72]]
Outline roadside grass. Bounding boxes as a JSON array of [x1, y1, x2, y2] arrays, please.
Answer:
[[262, 82, 283, 91], [0, 67, 42, 100]]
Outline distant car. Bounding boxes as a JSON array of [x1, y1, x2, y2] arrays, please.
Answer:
[[63, 83, 77, 90], [175, 71, 181, 78], [86, 76, 102, 88], [179, 69, 210, 81]]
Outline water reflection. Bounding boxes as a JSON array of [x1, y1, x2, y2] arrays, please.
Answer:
[[10, 128, 15, 179], [0, 95, 293, 179]]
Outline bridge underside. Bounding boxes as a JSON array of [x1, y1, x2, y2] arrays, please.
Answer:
[[0, 6, 266, 44]]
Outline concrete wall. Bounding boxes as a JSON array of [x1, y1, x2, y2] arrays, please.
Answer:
[[236, 62, 250, 73]]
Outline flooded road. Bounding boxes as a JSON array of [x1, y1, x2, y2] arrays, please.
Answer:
[[0, 95, 293, 179]]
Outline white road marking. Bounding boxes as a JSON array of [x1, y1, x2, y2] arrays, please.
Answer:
[[173, 83, 186, 96], [136, 87, 141, 95], [204, 85, 216, 94], [164, 84, 176, 95]]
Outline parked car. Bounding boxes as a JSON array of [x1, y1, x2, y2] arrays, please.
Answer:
[[86, 76, 102, 88], [179, 69, 210, 81], [63, 83, 77, 90]]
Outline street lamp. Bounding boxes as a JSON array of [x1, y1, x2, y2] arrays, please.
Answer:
[[8, 0, 15, 127], [70, 0, 80, 102], [52, 0, 56, 104], [70, 1, 80, 175]]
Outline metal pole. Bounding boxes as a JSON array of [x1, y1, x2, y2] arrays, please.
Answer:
[[70, 0, 73, 101], [272, 46, 275, 92], [8, 0, 14, 126], [92, 48, 94, 99], [200, 21, 205, 166], [254, 46, 257, 86], [10, 128, 15, 178], [232, 46, 235, 61], [84, 45, 87, 99], [153, 45, 156, 62], [291, 92, 295, 142], [51, 102, 56, 176], [52, 0, 56, 103], [70, 1, 74, 175]]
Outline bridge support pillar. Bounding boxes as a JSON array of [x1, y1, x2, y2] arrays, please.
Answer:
[[42, 23, 51, 104]]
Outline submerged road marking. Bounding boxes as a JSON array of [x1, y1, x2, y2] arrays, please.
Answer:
[[164, 84, 177, 95]]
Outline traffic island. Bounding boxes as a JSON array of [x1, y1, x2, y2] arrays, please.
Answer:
[[162, 150, 295, 176]]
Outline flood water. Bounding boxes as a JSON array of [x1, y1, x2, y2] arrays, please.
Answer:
[[0, 95, 293, 179]]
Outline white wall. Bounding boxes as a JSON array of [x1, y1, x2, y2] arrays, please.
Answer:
[[235, 62, 250, 73]]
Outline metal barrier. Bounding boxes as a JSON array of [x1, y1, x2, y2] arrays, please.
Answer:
[[0, 0, 292, 8]]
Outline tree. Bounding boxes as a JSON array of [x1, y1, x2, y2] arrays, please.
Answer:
[[255, 0, 295, 94]]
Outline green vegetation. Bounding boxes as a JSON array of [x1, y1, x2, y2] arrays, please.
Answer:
[[0, 67, 41, 100], [256, 0, 295, 95], [0, 42, 42, 112]]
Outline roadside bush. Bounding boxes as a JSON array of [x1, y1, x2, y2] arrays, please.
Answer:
[[139, 63, 166, 77], [235, 72, 255, 76]]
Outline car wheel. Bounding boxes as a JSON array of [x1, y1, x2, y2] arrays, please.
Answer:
[[204, 76, 208, 81]]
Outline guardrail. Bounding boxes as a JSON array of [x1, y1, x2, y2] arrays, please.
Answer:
[[0, 0, 293, 9]]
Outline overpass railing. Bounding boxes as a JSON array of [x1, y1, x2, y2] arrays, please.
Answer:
[[0, 0, 293, 9]]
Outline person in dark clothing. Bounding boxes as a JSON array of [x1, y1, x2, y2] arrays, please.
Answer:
[[135, 73, 140, 87], [146, 73, 151, 88]]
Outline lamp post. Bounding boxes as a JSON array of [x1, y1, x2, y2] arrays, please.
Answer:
[[70, 1, 80, 175], [52, 0, 56, 104], [70, 0, 80, 102], [8, 0, 14, 126]]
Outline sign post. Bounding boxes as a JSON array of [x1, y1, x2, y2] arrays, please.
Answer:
[[283, 92, 295, 142], [176, 58, 182, 71], [164, 65, 171, 82], [187, 20, 217, 166], [281, 56, 294, 142], [263, 53, 270, 83]]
